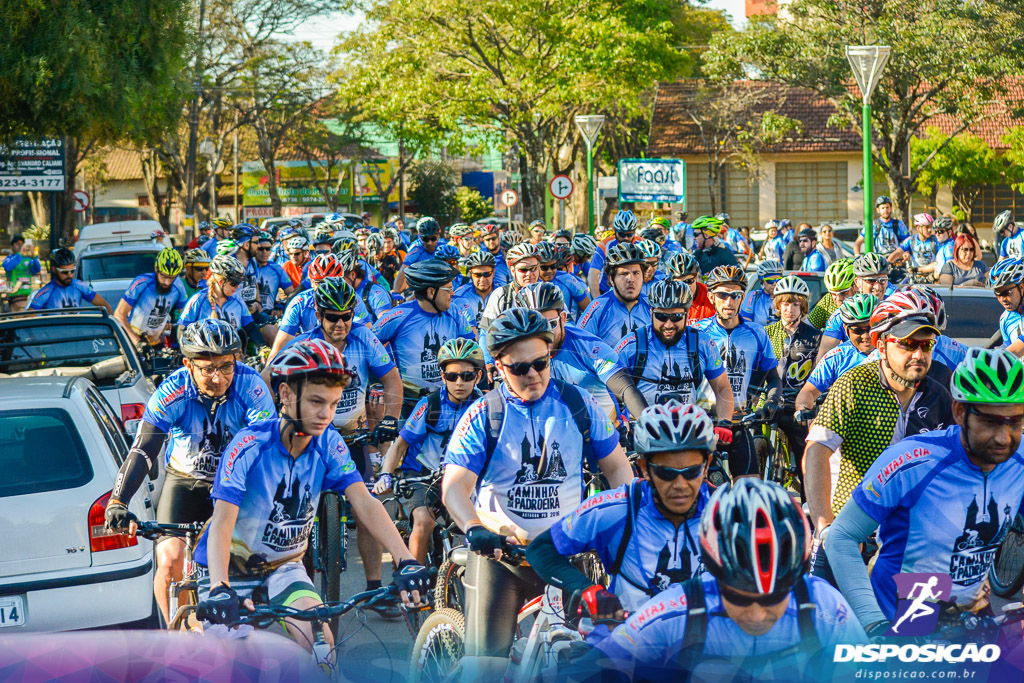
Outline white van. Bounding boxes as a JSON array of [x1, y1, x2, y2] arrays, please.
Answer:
[[75, 220, 164, 254]]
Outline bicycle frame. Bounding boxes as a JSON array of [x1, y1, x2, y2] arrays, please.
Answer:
[[506, 585, 583, 683]]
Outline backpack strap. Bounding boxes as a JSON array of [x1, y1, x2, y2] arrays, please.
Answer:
[[425, 390, 443, 431], [794, 576, 821, 652], [361, 282, 375, 322], [685, 327, 700, 388], [479, 387, 506, 482], [552, 378, 593, 466], [677, 577, 708, 672], [629, 328, 649, 387], [607, 479, 644, 577]]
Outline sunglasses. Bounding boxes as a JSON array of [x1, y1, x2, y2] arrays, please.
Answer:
[[647, 462, 705, 482], [887, 337, 936, 352], [191, 266, 210, 272], [257, 246, 272, 252], [654, 311, 687, 323], [499, 355, 550, 376], [714, 291, 744, 301], [56, 268, 75, 275], [515, 265, 539, 275], [314, 249, 331, 255], [720, 586, 790, 608], [470, 270, 494, 278], [443, 370, 478, 383], [762, 275, 782, 285], [862, 276, 889, 285], [322, 309, 355, 323], [422, 236, 439, 242], [847, 324, 870, 336], [966, 406, 1024, 429], [546, 317, 560, 330], [995, 288, 1019, 300], [678, 277, 697, 286], [540, 264, 557, 272]]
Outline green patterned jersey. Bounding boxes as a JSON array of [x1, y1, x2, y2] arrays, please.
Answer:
[[807, 294, 838, 330]]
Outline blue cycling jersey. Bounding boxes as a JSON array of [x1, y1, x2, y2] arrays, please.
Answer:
[[179, 290, 254, 331], [852, 426, 1024, 619], [1001, 308, 1024, 348], [1000, 231, 1024, 260], [452, 283, 488, 328], [589, 238, 626, 294], [801, 250, 827, 272], [202, 237, 219, 258], [195, 419, 363, 568], [692, 318, 777, 413], [722, 227, 748, 254], [806, 342, 867, 392], [446, 381, 618, 538], [372, 301, 474, 397], [615, 325, 724, 406], [578, 291, 652, 349], [763, 237, 786, 262], [934, 239, 955, 273], [740, 288, 776, 327], [290, 325, 395, 432], [247, 260, 290, 313], [399, 386, 478, 472], [119, 273, 188, 336], [142, 364, 276, 480], [550, 324, 626, 417], [403, 243, 436, 267], [278, 289, 371, 337], [551, 481, 709, 612], [27, 279, 97, 310], [553, 270, 589, 317], [900, 235, 938, 267], [864, 218, 910, 255], [780, 228, 795, 245], [639, 271, 668, 298], [822, 286, 898, 342], [355, 277, 391, 324], [597, 574, 866, 680]]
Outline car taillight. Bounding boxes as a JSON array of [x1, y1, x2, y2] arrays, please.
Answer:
[[121, 403, 145, 435], [89, 492, 138, 552]]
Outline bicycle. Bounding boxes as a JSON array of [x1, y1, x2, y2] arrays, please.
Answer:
[[737, 410, 800, 493], [135, 520, 206, 631]]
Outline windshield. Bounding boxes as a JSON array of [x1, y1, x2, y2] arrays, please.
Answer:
[[0, 321, 130, 384], [79, 251, 157, 281]]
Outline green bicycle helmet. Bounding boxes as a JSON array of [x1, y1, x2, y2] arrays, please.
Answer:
[[216, 239, 239, 257], [838, 293, 879, 326], [667, 251, 700, 279], [824, 259, 856, 293], [438, 338, 485, 370], [648, 216, 672, 231], [853, 252, 890, 277], [313, 277, 357, 312], [950, 348, 1024, 405], [155, 248, 183, 277], [691, 215, 725, 236]]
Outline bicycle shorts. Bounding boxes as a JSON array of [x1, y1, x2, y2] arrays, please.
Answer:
[[195, 560, 318, 607], [156, 470, 214, 530], [348, 443, 373, 484], [397, 474, 440, 514]]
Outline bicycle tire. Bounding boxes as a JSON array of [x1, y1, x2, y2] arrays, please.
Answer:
[[990, 514, 1024, 598], [408, 608, 465, 683], [434, 559, 465, 612], [319, 494, 343, 634]]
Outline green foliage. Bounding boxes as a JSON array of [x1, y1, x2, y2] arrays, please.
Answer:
[[456, 187, 494, 224], [911, 127, 1003, 219], [1002, 127, 1024, 194], [408, 161, 458, 223]]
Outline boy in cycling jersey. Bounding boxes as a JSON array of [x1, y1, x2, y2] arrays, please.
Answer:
[[193, 340, 430, 653], [575, 479, 866, 681], [740, 260, 782, 327]]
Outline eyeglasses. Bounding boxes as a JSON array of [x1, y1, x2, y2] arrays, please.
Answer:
[[862, 276, 889, 285], [470, 270, 494, 278], [257, 246, 272, 252], [966, 406, 1024, 430], [191, 266, 210, 272], [540, 264, 557, 272], [887, 337, 936, 352], [443, 370, 478, 383], [438, 286, 454, 294], [647, 462, 705, 482], [546, 317, 560, 330], [762, 275, 782, 285], [654, 311, 688, 323], [499, 355, 550, 376], [289, 251, 305, 257], [56, 267, 75, 275], [678, 276, 696, 286], [713, 291, 744, 301], [422, 236, 439, 243], [515, 265, 539, 275], [720, 585, 789, 608], [191, 361, 235, 378], [322, 309, 355, 324], [847, 324, 870, 336]]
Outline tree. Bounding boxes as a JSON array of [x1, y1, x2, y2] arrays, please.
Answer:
[[339, 0, 686, 222], [911, 127, 1004, 221], [407, 161, 458, 223], [456, 187, 493, 223], [1002, 127, 1024, 195], [706, 0, 1024, 222]]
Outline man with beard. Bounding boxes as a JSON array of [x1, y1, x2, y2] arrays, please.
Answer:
[[28, 247, 112, 313], [247, 231, 295, 317], [579, 242, 652, 349], [115, 247, 188, 349]]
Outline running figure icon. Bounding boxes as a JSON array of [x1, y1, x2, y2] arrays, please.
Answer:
[[891, 576, 942, 634]]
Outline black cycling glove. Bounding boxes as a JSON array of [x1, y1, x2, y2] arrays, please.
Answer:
[[569, 585, 624, 621], [376, 416, 399, 442], [197, 584, 242, 626], [466, 525, 504, 556], [393, 559, 433, 596], [104, 499, 135, 532]]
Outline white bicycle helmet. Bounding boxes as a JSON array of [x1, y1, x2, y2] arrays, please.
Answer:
[[756, 260, 783, 280], [635, 401, 717, 455], [286, 235, 309, 252], [772, 274, 810, 299]]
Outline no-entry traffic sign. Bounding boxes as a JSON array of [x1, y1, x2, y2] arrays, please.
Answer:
[[549, 175, 573, 200], [501, 189, 519, 208], [72, 190, 90, 213]]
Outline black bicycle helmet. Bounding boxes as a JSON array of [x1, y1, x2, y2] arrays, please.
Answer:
[[604, 242, 645, 270], [210, 255, 245, 286], [667, 251, 699, 279], [416, 216, 441, 239], [515, 282, 565, 312], [463, 250, 496, 270], [500, 231, 523, 252], [554, 244, 572, 268], [700, 479, 811, 596], [404, 260, 458, 292], [875, 195, 892, 207], [534, 242, 559, 265], [648, 279, 693, 310], [486, 307, 554, 355], [50, 248, 75, 268], [313, 277, 357, 312], [180, 319, 241, 359]]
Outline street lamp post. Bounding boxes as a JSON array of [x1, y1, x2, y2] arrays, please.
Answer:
[[846, 45, 891, 254], [199, 137, 216, 221], [575, 114, 605, 235]]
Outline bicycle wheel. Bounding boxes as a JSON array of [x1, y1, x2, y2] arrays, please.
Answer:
[[317, 494, 343, 634], [991, 514, 1024, 598], [409, 608, 465, 683], [434, 559, 465, 612]]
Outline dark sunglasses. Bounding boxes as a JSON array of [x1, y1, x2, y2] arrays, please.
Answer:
[[887, 337, 935, 352], [470, 270, 494, 278], [422, 235, 439, 242], [257, 246, 272, 252], [847, 324, 870, 336], [647, 462, 705, 482], [654, 311, 687, 323], [515, 265, 539, 275], [540, 264, 557, 272], [443, 370, 478, 382], [966, 406, 1024, 429], [720, 586, 790, 608], [499, 355, 550, 376], [322, 309, 355, 323], [714, 291, 744, 301]]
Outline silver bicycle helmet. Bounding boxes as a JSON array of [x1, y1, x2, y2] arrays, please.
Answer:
[[180, 319, 241, 358], [853, 252, 890, 277], [486, 308, 554, 354], [515, 282, 565, 312], [772, 274, 810, 299], [647, 279, 693, 310], [571, 234, 599, 259], [635, 400, 716, 455], [209, 255, 245, 286], [756, 260, 783, 280]]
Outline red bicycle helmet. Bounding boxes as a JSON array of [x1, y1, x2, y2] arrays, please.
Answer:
[[308, 253, 345, 282], [269, 339, 349, 383], [869, 290, 937, 347]]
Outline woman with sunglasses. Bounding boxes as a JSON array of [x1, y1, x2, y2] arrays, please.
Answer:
[[526, 402, 719, 640], [374, 339, 484, 564], [582, 478, 865, 682], [938, 233, 988, 286], [740, 259, 782, 327], [179, 256, 263, 345]]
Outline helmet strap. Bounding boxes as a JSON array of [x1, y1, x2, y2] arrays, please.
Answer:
[[280, 380, 309, 441], [882, 351, 918, 389]]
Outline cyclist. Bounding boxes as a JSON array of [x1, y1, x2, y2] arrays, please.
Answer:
[[479, 242, 541, 331], [103, 320, 276, 623], [114, 247, 187, 349], [453, 250, 496, 328], [181, 248, 211, 299], [570, 233, 599, 282], [27, 247, 112, 313], [478, 223, 511, 287], [616, 280, 732, 417], [2, 233, 40, 311], [393, 216, 443, 291], [378, 226, 405, 286], [374, 339, 484, 564], [760, 220, 786, 262], [526, 402, 718, 636], [192, 339, 430, 651], [536, 241, 588, 315], [588, 209, 638, 297], [179, 255, 263, 343], [740, 259, 783, 327], [817, 253, 896, 358], [248, 231, 294, 317], [268, 253, 352, 359], [855, 195, 908, 256], [448, 223, 475, 257], [691, 215, 739, 274], [528, 219, 547, 245], [995, 211, 1022, 261], [991, 257, 1024, 348], [826, 348, 1024, 635], [337, 248, 391, 324], [186, 221, 210, 249], [442, 308, 633, 658], [373, 260, 474, 418], [582, 479, 866, 682], [516, 282, 647, 420], [797, 228, 827, 272], [551, 243, 591, 320], [894, 213, 938, 274], [807, 259, 855, 330], [579, 242, 652, 349], [804, 295, 952, 581], [665, 251, 713, 322], [873, 285, 967, 385], [795, 293, 878, 410], [931, 215, 956, 274], [282, 234, 311, 289], [635, 239, 666, 295], [201, 217, 233, 258]]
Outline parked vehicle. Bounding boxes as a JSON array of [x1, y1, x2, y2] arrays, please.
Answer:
[[74, 220, 165, 254], [74, 242, 166, 308], [0, 377, 158, 632]]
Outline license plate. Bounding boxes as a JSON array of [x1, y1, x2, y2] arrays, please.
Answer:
[[0, 596, 25, 627]]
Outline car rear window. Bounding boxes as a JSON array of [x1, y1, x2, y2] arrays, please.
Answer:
[[79, 251, 157, 281], [0, 321, 126, 378], [0, 409, 93, 497]]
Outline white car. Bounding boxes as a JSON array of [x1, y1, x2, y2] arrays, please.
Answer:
[[0, 377, 158, 632]]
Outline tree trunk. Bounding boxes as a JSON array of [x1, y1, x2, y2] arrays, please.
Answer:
[[27, 192, 48, 228]]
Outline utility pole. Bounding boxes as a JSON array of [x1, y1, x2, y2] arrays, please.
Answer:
[[398, 137, 405, 226], [184, 0, 207, 243], [846, 45, 890, 254]]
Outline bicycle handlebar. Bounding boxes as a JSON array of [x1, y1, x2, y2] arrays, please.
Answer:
[[135, 521, 206, 541], [231, 586, 396, 628]]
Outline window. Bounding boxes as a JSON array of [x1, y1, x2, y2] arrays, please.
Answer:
[[684, 163, 760, 227], [776, 162, 847, 225], [972, 184, 1024, 224], [0, 322, 124, 376], [0, 409, 93, 497], [78, 252, 159, 281]]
